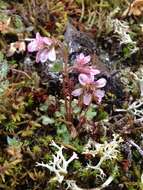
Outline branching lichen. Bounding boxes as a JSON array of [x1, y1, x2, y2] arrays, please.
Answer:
[[83, 134, 123, 177], [116, 98, 143, 122], [36, 140, 78, 183], [66, 175, 114, 190], [106, 8, 138, 54]]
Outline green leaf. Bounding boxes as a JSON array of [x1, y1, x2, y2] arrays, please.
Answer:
[[97, 110, 108, 120], [55, 111, 62, 117], [0, 60, 8, 80], [57, 124, 71, 143], [39, 104, 48, 112], [0, 80, 9, 95], [81, 104, 97, 120], [5, 122, 16, 132], [40, 116, 55, 125], [49, 62, 63, 72], [0, 0, 8, 9], [14, 15, 24, 32], [0, 51, 4, 62], [7, 136, 22, 147], [72, 100, 81, 114], [85, 107, 97, 120]]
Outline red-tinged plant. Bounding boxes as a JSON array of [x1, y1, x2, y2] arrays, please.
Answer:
[[27, 34, 107, 137]]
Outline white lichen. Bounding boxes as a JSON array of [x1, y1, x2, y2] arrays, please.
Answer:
[[106, 8, 138, 54], [66, 175, 114, 190], [66, 180, 83, 190], [107, 15, 132, 44], [83, 134, 123, 177], [116, 98, 143, 123], [112, 19, 134, 44], [36, 140, 78, 183]]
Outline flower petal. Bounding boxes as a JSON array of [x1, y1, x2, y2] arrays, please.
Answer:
[[27, 40, 38, 52], [94, 89, 105, 103], [76, 53, 91, 65], [79, 53, 84, 59], [36, 49, 49, 63], [36, 32, 42, 40], [72, 88, 83, 96], [78, 74, 94, 85], [36, 33, 47, 49], [83, 93, 92, 105], [47, 47, 56, 61], [43, 37, 53, 45], [78, 74, 89, 85], [84, 55, 91, 64], [90, 67, 100, 75], [95, 78, 107, 88], [35, 51, 40, 63]]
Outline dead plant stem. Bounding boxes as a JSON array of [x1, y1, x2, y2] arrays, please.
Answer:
[[10, 68, 32, 79]]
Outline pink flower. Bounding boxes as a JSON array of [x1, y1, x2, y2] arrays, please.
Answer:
[[27, 32, 56, 63], [72, 53, 107, 105], [72, 74, 107, 105], [76, 53, 91, 65], [36, 47, 56, 63], [72, 53, 100, 76]]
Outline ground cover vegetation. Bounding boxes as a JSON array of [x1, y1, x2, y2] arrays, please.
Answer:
[[0, 0, 143, 189]]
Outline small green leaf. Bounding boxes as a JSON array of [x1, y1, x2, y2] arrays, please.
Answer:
[[0, 80, 9, 95], [81, 104, 97, 120], [0, 0, 8, 9], [40, 116, 55, 125], [39, 104, 48, 112], [0, 60, 8, 80], [57, 124, 71, 143], [97, 110, 108, 120], [0, 51, 4, 62], [14, 15, 24, 32], [49, 62, 63, 72], [86, 107, 97, 120], [7, 136, 22, 147]]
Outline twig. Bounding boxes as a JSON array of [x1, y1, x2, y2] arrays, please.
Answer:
[[10, 68, 32, 79], [79, 0, 85, 22]]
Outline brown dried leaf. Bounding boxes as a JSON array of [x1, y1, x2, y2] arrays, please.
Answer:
[[7, 41, 26, 57], [0, 18, 12, 33], [123, 0, 143, 16], [6, 147, 22, 159]]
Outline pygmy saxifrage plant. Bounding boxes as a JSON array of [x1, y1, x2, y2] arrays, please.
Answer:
[[27, 34, 107, 106], [27, 33, 107, 136]]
